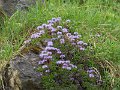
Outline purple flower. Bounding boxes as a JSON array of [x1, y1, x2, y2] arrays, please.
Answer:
[[24, 39, 31, 44], [47, 41, 53, 46], [42, 24, 47, 28], [47, 52, 52, 55], [66, 33, 71, 37], [65, 60, 70, 64], [31, 33, 40, 38], [74, 32, 78, 35], [89, 74, 94, 78], [62, 28, 68, 33], [83, 43, 87, 46], [57, 31, 62, 35], [57, 26, 62, 29], [47, 20, 54, 24], [66, 19, 71, 23], [56, 49, 62, 54], [87, 69, 95, 73], [80, 47, 85, 51], [37, 26, 43, 30], [44, 56, 52, 60], [60, 54, 65, 58], [66, 67, 72, 70], [52, 18, 56, 21], [71, 42, 76, 45], [73, 36, 79, 39], [57, 17, 61, 21], [39, 53, 48, 59], [39, 30, 45, 35], [70, 38, 75, 42], [45, 46, 56, 51], [60, 38, 65, 44], [45, 70, 50, 73], [77, 41, 83, 45], [38, 61, 44, 64], [38, 60, 47, 64], [42, 65, 48, 69], [58, 35, 62, 39], [51, 28, 56, 33], [56, 60, 64, 64], [70, 64, 77, 68]]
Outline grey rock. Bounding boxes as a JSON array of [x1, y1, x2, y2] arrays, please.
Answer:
[[2, 52, 43, 90], [0, 0, 36, 16]]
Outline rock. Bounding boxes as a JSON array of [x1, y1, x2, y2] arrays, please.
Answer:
[[0, 0, 36, 16], [2, 52, 43, 90]]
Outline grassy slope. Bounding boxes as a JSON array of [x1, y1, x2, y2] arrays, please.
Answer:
[[0, 0, 120, 89]]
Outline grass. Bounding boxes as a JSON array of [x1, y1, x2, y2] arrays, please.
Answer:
[[0, 0, 120, 89]]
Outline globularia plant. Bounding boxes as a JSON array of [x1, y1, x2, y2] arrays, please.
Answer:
[[23, 17, 102, 89]]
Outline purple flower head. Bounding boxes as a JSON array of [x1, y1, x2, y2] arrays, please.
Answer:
[[45, 70, 50, 73], [39, 53, 48, 59], [52, 18, 57, 21], [73, 36, 79, 39], [66, 33, 71, 37], [63, 63, 69, 66], [57, 31, 62, 35], [60, 54, 65, 59], [60, 38, 65, 44], [58, 35, 62, 39], [51, 28, 56, 33], [37, 26, 43, 30], [80, 47, 85, 51], [65, 60, 70, 64], [56, 49, 62, 54], [57, 17, 61, 21], [41, 50, 47, 54], [39, 30, 45, 35], [83, 43, 88, 46], [51, 38, 58, 41], [71, 42, 76, 45], [66, 19, 71, 23], [62, 28, 68, 33], [47, 52, 52, 55], [46, 24, 52, 29], [47, 41, 53, 46], [44, 56, 52, 60], [66, 67, 72, 70], [45, 46, 56, 51], [38, 61, 44, 65], [57, 26, 62, 29], [24, 39, 31, 44], [31, 33, 40, 39], [87, 69, 95, 73], [70, 38, 75, 42], [42, 65, 48, 69], [38, 60, 47, 65], [56, 60, 64, 64], [42, 24, 47, 28], [74, 32, 78, 35], [89, 74, 94, 78], [77, 41, 83, 45], [47, 20, 54, 24], [70, 64, 77, 68], [62, 65, 67, 69]]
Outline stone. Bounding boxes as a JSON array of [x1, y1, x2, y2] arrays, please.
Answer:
[[0, 0, 36, 16], [1, 51, 43, 90]]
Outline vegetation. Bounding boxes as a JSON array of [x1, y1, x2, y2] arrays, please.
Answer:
[[0, 0, 120, 89]]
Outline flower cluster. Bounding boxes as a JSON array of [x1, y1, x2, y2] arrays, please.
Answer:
[[87, 68, 95, 78], [24, 17, 87, 74], [38, 40, 77, 72]]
